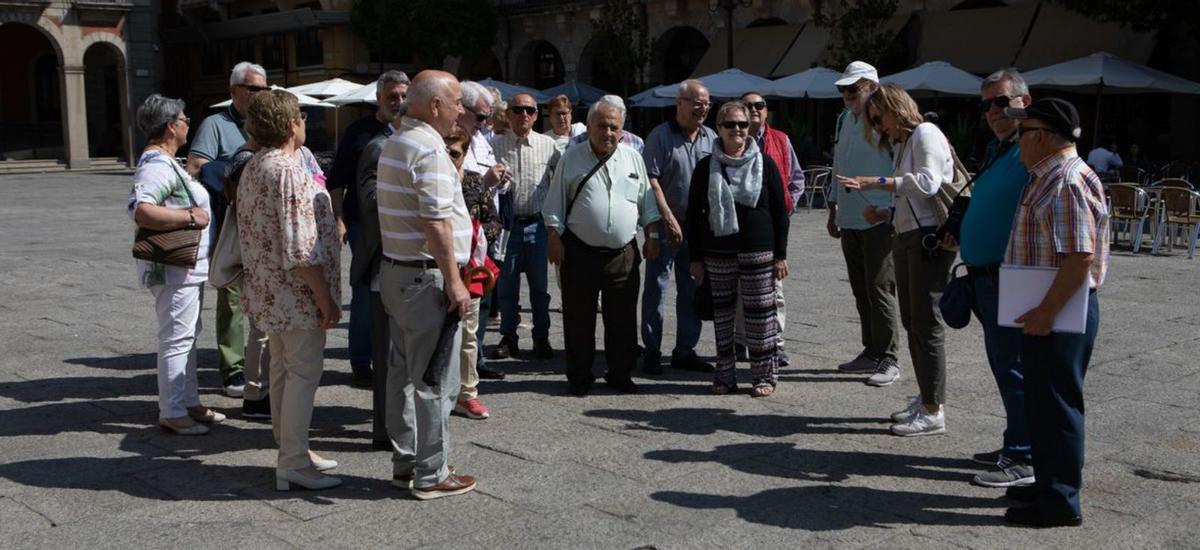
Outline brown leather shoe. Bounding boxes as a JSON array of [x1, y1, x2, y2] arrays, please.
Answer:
[[411, 473, 477, 500]]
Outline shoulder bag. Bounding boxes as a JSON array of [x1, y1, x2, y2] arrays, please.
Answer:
[[132, 159, 202, 269]]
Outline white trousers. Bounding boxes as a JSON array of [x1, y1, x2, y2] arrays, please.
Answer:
[[150, 283, 204, 419]]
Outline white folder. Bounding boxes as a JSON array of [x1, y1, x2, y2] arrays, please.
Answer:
[[997, 264, 1089, 334]]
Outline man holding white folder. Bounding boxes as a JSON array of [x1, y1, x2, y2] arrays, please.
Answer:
[[999, 98, 1109, 528]]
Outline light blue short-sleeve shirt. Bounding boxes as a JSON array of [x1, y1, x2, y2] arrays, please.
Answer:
[[642, 119, 716, 223]]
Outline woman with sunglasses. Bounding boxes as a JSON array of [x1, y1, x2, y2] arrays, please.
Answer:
[[839, 84, 956, 437], [685, 101, 790, 397]]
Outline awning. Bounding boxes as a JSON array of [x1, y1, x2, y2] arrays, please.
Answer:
[[690, 24, 804, 77], [914, 4, 1038, 73], [161, 8, 350, 45], [771, 14, 909, 77], [1013, 4, 1155, 70]]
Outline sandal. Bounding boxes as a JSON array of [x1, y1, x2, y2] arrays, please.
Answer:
[[710, 381, 738, 395], [751, 384, 776, 398]]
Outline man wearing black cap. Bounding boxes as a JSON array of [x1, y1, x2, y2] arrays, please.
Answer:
[[1000, 98, 1110, 527]]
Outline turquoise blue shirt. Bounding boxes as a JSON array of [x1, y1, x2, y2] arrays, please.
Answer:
[[959, 137, 1028, 266], [189, 106, 247, 163], [829, 109, 894, 229]]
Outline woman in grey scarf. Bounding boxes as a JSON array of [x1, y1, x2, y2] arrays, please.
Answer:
[[686, 101, 790, 397]]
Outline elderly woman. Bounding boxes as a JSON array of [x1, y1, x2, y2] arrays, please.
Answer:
[[686, 101, 790, 397], [129, 94, 224, 435], [237, 90, 342, 491], [840, 84, 956, 437]]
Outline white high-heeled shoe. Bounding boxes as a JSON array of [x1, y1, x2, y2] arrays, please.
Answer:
[[312, 457, 338, 472], [275, 468, 342, 491]]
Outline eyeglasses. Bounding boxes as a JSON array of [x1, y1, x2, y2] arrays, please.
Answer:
[[746, 101, 767, 111], [679, 97, 711, 109], [298, 112, 308, 121], [719, 120, 750, 130], [1017, 125, 1051, 138], [175, 116, 190, 125], [238, 84, 269, 93], [508, 105, 538, 116], [981, 95, 1012, 111], [464, 104, 491, 123], [446, 148, 464, 160]]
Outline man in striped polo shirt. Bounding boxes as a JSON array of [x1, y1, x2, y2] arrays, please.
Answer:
[[376, 70, 477, 500]]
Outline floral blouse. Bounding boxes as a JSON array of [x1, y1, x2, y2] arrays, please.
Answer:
[[462, 170, 501, 243], [236, 148, 341, 334]]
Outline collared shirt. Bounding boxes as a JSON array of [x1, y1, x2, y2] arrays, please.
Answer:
[[753, 125, 806, 209], [959, 136, 1028, 266], [377, 118, 472, 264], [327, 113, 388, 222], [568, 131, 645, 154], [829, 109, 893, 229], [643, 119, 716, 222], [189, 105, 247, 163], [491, 130, 560, 217], [1005, 148, 1110, 288], [464, 129, 496, 176], [544, 122, 587, 153], [1086, 146, 1123, 174], [542, 142, 660, 249]]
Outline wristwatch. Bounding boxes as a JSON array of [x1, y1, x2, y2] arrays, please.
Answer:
[[877, 176, 888, 187], [187, 209, 196, 229], [648, 231, 661, 240]]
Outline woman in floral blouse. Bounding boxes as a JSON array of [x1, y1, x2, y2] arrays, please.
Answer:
[[237, 89, 342, 491]]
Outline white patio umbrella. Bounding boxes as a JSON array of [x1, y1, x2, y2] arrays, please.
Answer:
[[651, 68, 775, 99], [324, 83, 377, 106], [476, 78, 551, 103], [880, 61, 983, 96], [286, 77, 364, 98], [1023, 52, 1200, 144], [209, 85, 334, 109], [762, 67, 843, 99]]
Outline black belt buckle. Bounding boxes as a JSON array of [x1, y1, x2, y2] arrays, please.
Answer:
[[966, 264, 1000, 278]]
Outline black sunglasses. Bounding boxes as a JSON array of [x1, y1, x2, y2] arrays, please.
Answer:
[[447, 148, 464, 159], [836, 83, 864, 94], [746, 101, 767, 111], [981, 95, 1012, 111], [238, 84, 270, 93], [1017, 125, 1052, 138], [464, 104, 491, 123], [508, 105, 538, 116], [719, 121, 750, 130]]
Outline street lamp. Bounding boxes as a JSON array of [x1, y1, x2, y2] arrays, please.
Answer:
[[714, 0, 752, 69]]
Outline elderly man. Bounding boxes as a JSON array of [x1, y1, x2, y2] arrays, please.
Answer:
[[376, 70, 477, 500], [490, 93, 561, 360], [544, 94, 586, 153], [826, 61, 902, 386], [733, 91, 805, 366], [187, 61, 268, 399], [328, 70, 409, 390], [1001, 98, 1108, 528], [544, 96, 661, 396], [641, 79, 717, 375], [946, 69, 1035, 488]]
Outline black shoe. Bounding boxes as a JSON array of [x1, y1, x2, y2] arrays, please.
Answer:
[[1004, 506, 1082, 528], [604, 377, 640, 394], [1005, 485, 1038, 503], [532, 338, 553, 360], [734, 343, 749, 362], [350, 369, 374, 389], [777, 349, 790, 367], [568, 380, 592, 397], [671, 353, 715, 373], [372, 439, 392, 451], [477, 364, 506, 380], [490, 336, 519, 360], [642, 351, 663, 375], [972, 448, 1003, 466], [242, 396, 271, 420]]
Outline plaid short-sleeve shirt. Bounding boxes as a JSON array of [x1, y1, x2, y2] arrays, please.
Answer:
[[1004, 149, 1110, 288]]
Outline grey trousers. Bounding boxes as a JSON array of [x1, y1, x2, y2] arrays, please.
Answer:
[[840, 223, 901, 363], [892, 229, 955, 405], [379, 262, 462, 488]]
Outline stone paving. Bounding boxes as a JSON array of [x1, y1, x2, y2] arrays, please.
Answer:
[[1, 171, 1198, 549]]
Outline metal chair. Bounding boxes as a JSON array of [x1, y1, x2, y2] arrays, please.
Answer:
[[802, 167, 831, 210], [1118, 166, 1146, 185], [1151, 178, 1193, 189], [1150, 187, 1200, 258], [1106, 184, 1153, 253]]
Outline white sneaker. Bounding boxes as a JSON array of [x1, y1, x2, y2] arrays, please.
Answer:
[[891, 407, 946, 437], [890, 396, 921, 422], [865, 360, 901, 387]]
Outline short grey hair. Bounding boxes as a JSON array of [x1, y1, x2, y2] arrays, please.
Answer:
[[136, 94, 186, 140], [677, 79, 707, 98], [981, 68, 1029, 97], [486, 86, 502, 106], [376, 70, 410, 93], [588, 94, 627, 122], [460, 81, 491, 110], [230, 61, 266, 86]]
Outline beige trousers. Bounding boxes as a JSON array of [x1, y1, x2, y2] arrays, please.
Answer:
[[267, 328, 326, 470], [458, 297, 481, 400], [244, 318, 271, 401]]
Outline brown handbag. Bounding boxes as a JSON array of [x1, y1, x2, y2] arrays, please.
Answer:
[[132, 160, 203, 268]]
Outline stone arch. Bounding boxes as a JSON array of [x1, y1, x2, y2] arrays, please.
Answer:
[[747, 17, 789, 27], [512, 39, 565, 89], [650, 25, 709, 85], [0, 21, 65, 160], [577, 34, 631, 96], [82, 40, 130, 160]]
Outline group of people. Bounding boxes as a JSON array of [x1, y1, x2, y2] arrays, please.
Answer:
[[127, 58, 1109, 528]]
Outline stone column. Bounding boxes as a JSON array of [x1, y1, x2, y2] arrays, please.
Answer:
[[60, 64, 90, 169]]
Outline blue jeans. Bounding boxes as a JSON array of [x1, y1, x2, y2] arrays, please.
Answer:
[[499, 220, 551, 340], [1021, 291, 1099, 518], [346, 221, 372, 375], [640, 237, 702, 357], [970, 271, 1031, 463]]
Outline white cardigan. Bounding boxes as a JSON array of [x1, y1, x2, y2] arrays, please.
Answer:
[[891, 122, 954, 233]]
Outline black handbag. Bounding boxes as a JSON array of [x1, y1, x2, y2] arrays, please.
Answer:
[[939, 263, 973, 329], [693, 277, 715, 321]]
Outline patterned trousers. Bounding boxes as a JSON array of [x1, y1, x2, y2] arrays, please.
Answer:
[[706, 251, 779, 387]]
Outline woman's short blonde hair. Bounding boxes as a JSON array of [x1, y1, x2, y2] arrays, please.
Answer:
[[491, 100, 510, 134], [715, 101, 749, 126], [548, 94, 571, 113], [245, 89, 300, 148], [863, 84, 923, 150]]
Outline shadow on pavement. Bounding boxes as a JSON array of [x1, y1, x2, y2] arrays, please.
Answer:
[[583, 407, 893, 437]]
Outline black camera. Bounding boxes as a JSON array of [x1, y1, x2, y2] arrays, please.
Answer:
[[935, 195, 971, 243], [919, 228, 942, 260]]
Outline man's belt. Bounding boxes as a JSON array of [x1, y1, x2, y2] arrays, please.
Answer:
[[384, 257, 438, 269], [966, 264, 1000, 277]]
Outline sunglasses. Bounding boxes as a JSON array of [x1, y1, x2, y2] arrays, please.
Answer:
[[745, 101, 767, 111], [508, 105, 538, 116], [719, 121, 750, 130], [464, 105, 491, 123], [447, 148, 464, 160], [1017, 125, 1051, 138], [837, 83, 864, 94], [238, 84, 270, 93], [981, 95, 1012, 111]]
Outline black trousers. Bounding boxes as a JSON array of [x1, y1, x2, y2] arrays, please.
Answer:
[[369, 289, 391, 443], [560, 235, 641, 385]]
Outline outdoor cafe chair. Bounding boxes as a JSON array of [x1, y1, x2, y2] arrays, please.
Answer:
[[1106, 184, 1153, 253], [1118, 166, 1147, 185], [1150, 186, 1200, 259], [802, 166, 832, 210], [1150, 178, 1194, 189]]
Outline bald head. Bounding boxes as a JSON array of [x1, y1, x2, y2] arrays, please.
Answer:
[[406, 70, 463, 137]]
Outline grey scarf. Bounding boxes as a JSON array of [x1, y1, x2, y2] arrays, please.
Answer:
[[708, 138, 763, 237]]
